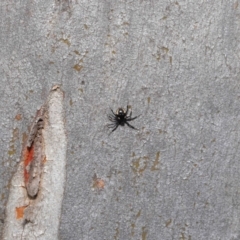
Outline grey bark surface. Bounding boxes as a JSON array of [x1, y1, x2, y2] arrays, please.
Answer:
[[1, 0, 240, 239]]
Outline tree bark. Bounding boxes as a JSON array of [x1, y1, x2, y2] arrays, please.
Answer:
[[0, 0, 240, 239]]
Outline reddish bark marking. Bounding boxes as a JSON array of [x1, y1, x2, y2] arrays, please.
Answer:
[[15, 206, 27, 219], [23, 146, 34, 183], [15, 114, 22, 121], [93, 177, 105, 190]]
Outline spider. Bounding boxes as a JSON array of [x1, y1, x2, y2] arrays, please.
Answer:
[[107, 105, 140, 133]]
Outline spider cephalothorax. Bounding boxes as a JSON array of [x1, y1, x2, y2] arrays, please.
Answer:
[[107, 105, 140, 133]]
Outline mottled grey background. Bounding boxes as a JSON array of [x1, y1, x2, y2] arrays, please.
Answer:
[[1, 0, 240, 239]]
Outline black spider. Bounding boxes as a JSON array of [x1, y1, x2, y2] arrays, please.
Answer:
[[107, 105, 140, 133]]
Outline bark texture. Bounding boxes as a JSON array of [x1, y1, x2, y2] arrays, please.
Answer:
[[0, 0, 240, 239]]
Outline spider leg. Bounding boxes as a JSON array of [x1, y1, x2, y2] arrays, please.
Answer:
[[126, 122, 138, 130], [126, 114, 141, 121], [107, 123, 117, 128], [108, 115, 116, 122], [126, 112, 132, 119], [108, 124, 119, 135], [110, 108, 116, 116], [125, 105, 129, 115], [125, 105, 133, 118]]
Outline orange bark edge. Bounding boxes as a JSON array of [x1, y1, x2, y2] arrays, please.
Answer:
[[23, 146, 34, 183], [15, 206, 27, 219]]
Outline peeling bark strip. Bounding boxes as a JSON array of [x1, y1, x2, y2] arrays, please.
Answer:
[[26, 107, 45, 148], [3, 85, 67, 240], [24, 107, 45, 198]]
